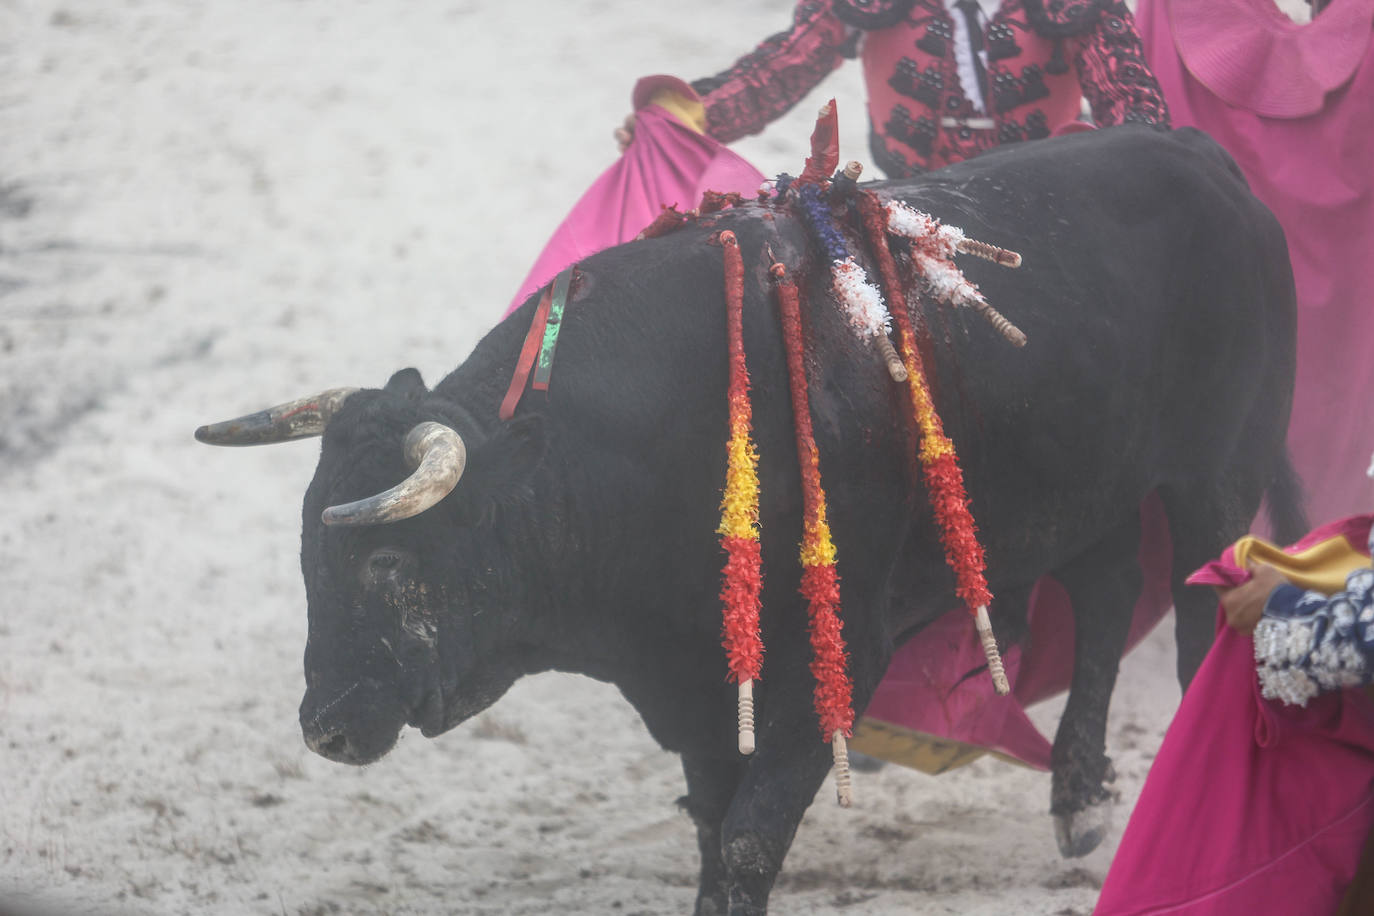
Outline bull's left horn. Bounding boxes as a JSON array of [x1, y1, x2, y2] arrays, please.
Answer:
[[321, 422, 466, 526], [195, 388, 360, 446]]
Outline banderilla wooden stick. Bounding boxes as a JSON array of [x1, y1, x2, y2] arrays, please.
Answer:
[[738, 679, 756, 755], [969, 298, 1027, 348], [956, 237, 1023, 268], [831, 730, 853, 808], [975, 605, 1010, 695], [876, 332, 909, 381]]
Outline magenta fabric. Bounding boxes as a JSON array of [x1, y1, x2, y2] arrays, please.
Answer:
[[863, 612, 1054, 769], [504, 104, 765, 316], [1168, 0, 1374, 118], [866, 491, 1175, 770], [1138, 0, 1374, 528], [1095, 515, 1374, 915]]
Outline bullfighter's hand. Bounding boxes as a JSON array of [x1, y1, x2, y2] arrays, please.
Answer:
[[1216, 562, 1289, 635], [614, 113, 635, 153]]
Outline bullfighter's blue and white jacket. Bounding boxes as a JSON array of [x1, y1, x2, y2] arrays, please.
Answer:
[[1254, 524, 1374, 707]]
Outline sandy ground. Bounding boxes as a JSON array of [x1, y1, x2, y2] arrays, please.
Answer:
[[0, 1, 1254, 913]]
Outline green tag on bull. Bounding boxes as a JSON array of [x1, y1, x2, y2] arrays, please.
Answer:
[[532, 267, 573, 391]]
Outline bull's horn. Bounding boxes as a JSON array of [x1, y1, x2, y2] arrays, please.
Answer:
[[321, 422, 466, 526], [195, 388, 360, 446]]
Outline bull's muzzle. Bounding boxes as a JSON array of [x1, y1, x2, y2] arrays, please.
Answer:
[[300, 678, 406, 766]]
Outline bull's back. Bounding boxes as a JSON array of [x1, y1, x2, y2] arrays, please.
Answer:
[[451, 126, 1293, 600], [869, 127, 1294, 580], [887, 126, 1289, 449]]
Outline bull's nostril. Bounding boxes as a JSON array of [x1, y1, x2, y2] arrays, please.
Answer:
[[320, 733, 349, 758], [306, 726, 350, 759]]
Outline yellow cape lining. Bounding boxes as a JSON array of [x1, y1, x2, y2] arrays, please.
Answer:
[[1233, 532, 1369, 595]]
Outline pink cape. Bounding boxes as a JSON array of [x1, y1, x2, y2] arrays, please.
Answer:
[[504, 96, 764, 316], [1166, 0, 1374, 118], [1095, 515, 1374, 915], [862, 493, 1175, 771], [1138, 0, 1374, 529]]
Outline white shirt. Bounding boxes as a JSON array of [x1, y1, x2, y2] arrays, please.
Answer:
[[945, 0, 1003, 114]]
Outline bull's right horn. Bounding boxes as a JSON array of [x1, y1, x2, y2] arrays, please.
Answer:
[[321, 422, 466, 526], [195, 388, 359, 446]]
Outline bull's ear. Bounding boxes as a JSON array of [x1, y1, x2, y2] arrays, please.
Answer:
[[453, 415, 546, 522], [384, 368, 427, 402]]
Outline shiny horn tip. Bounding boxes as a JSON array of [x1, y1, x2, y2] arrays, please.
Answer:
[[194, 413, 276, 446], [193, 388, 359, 447], [320, 422, 466, 527]]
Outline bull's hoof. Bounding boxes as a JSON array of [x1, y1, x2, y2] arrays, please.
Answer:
[[726, 902, 766, 916], [694, 887, 728, 916], [1053, 796, 1113, 858]]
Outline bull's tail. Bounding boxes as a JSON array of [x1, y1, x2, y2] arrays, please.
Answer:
[[1265, 446, 1308, 546]]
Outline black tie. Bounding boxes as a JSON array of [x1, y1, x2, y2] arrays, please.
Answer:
[[954, 0, 991, 113]]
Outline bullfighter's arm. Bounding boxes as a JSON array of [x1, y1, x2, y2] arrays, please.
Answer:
[[1253, 527, 1374, 706], [690, 1, 858, 144], [1070, 0, 1170, 129]]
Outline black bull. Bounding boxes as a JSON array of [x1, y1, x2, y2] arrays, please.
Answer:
[[197, 126, 1301, 915]]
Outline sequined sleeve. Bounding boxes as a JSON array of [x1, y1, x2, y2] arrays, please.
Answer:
[[690, 1, 858, 144], [1253, 530, 1374, 706], [1070, 0, 1170, 129]]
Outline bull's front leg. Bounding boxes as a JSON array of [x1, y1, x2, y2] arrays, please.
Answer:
[[719, 735, 835, 915], [679, 753, 746, 916], [679, 574, 890, 913], [673, 695, 833, 915], [1049, 511, 1140, 858]]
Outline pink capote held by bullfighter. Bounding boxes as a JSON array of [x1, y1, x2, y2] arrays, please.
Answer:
[[1094, 515, 1374, 915], [1137, 0, 1374, 529], [505, 76, 766, 316]]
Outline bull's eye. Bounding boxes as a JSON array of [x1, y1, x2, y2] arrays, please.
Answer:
[[362, 547, 415, 589]]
